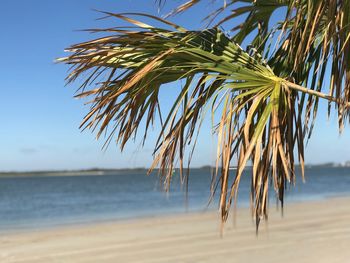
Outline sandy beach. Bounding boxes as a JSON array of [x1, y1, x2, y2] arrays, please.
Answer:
[[1, 197, 350, 263]]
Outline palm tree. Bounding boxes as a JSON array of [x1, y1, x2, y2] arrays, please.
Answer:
[[59, 0, 350, 230]]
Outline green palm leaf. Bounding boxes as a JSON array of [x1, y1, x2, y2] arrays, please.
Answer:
[[164, 0, 350, 132], [59, 8, 350, 231]]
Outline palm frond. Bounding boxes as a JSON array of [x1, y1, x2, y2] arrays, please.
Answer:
[[59, 8, 350, 231], [160, 0, 350, 133]]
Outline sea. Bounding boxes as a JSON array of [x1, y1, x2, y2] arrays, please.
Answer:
[[0, 166, 349, 233]]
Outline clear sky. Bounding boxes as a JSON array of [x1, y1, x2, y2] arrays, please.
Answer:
[[0, 0, 349, 171]]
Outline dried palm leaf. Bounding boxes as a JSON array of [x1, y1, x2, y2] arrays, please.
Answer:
[[59, 7, 350, 231]]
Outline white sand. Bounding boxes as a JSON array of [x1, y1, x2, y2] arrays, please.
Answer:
[[1, 197, 350, 263]]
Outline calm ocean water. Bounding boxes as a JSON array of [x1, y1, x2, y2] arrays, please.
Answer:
[[0, 167, 350, 233]]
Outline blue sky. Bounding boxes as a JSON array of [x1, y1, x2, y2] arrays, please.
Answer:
[[0, 0, 349, 171]]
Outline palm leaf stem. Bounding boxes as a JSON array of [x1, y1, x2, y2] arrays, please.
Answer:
[[284, 81, 350, 107]]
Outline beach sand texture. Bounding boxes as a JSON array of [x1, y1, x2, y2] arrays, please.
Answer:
[[1, 197, 350, 263]]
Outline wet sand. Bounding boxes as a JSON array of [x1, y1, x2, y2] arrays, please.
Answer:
[[1, 197, 350, 263]]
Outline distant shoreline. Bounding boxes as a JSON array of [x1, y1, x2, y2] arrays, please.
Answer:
[[0, 163, 349, 177], [0, 168, 149, 177]]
